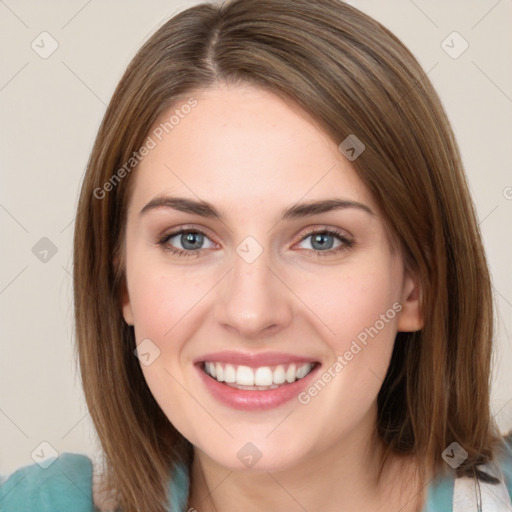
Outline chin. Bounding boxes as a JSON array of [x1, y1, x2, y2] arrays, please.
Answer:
[[195, 436, 312, 474]]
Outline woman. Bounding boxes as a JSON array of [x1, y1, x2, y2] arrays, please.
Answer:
[[2, 0, 511, 510]]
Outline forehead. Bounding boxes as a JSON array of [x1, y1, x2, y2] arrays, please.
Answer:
[[127, 83, 374, 216]]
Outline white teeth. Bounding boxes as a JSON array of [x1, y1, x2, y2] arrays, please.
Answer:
[[216, 363, 224, 382], [236, 366, 255, 386], [254, 367, 273, 386], [273, 365, 286, 384], [296, 364, 310, 379], [224, 364, 236, 383], [286, 364, 296, 383], [204, 361, 315, 388]]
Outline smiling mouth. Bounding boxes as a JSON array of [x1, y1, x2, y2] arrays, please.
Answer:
[[201, 361, 318, 391]]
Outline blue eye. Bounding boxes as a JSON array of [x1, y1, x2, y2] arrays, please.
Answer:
[[296, 228, 354, 256], [157, 229, 215, 258], [157, 227, 354, 258]]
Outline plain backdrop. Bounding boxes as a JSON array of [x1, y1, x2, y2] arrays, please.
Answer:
[[1, 0, 511, 476]]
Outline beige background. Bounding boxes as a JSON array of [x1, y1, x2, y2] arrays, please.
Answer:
[[1, 0, 511, 476]]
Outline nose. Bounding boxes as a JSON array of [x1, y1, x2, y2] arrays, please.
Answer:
[[213, 247, 294, 340]]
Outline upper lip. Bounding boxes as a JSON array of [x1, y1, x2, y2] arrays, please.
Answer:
[[194, 351, 320, 368]]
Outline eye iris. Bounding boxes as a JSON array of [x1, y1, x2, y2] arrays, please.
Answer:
[[182, 232, 203, 250], [311, 233, 334, 250]]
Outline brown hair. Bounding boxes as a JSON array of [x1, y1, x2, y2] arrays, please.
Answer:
[[73, 0, 502, 510]]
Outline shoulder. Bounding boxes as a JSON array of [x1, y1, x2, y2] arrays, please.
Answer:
[[423, 432, 512, 512], [167, 460, 191, 512], [0, 452, 96, 512], [500, 431, 512, 495]]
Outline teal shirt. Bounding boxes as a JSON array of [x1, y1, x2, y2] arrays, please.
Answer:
[[2, 435, 512, 511]]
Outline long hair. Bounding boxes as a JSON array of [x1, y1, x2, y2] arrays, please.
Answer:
[[73, 0, 501, 510]]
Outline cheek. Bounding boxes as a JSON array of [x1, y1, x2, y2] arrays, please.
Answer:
[[291, 257, 402, 415], [292, 260, 402, 422], [126, 267, 207, 438], [294, 261, 401, 352], [128, 267, 204, 342], [336, 276, 399, 356], [126, 262, 212, 407]]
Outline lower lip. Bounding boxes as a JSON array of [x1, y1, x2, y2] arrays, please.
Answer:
[[196, 363, 320, 411]]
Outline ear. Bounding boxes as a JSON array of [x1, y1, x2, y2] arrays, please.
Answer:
[[115, 252, 134, 326], [396, 271, 423, 332], [120, 277, 134, 326]]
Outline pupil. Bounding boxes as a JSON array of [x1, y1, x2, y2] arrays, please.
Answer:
[[312, 233, 333, 250], [182, 232, 203, 250]]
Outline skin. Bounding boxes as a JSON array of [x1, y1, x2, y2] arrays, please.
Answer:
[[120, 83, 424, 511]]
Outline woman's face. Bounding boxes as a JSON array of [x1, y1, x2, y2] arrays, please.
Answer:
[[121, 83, 421, 472]]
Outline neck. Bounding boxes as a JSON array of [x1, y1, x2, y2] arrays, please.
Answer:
[[188, 412, 426, 512]]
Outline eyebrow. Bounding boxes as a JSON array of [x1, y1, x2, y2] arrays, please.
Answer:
[[139, 196, 374, 220]]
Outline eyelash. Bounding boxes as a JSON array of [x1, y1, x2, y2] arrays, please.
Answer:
[[156, 226, 354, 259]]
